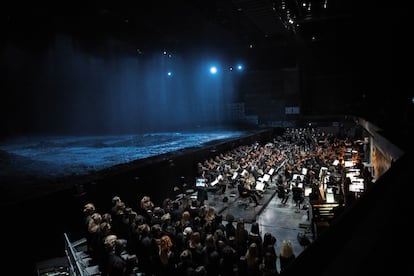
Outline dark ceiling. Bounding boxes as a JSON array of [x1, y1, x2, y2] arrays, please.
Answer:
[[2, 1, 411, 135], [3, 1, 352, 64]]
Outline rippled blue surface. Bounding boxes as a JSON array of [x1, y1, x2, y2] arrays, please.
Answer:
[[0, 130, 247, 177]]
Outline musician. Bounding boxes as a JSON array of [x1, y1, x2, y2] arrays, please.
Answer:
[[239, 182, 259, 207], [243, 171, 256, 188], [242, 171, 263, 201], [223, 166, 236, 188], [291, 183, 305, 208], [277, 183, 290, 205], [216, 175, 229, 194], [308, 184, 321, 203]]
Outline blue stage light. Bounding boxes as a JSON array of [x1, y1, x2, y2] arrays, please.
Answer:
[[210, 66, 217, 74]]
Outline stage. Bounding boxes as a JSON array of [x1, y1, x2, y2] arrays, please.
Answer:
[[0, 128, 266, 205]]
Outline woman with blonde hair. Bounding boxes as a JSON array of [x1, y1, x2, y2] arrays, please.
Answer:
[[181, 210, 191, 228], [204, 206, 216, 232], [279, 239, 296, 273]]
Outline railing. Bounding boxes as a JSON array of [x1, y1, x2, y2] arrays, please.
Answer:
[[64, 233, 100, 276], [64, 233, 85, 276]]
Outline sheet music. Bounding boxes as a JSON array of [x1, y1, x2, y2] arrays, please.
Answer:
[[262, 174, 270, 182], [344, 161, 354, 168], [326, 193, 335, 203], [210, 179, 218, 186], [292, 174, 305, 181], [232, 172, 238, 180], [290, 182, 303, 189], [301, 168, 308, 175], [255, 182, 265, 191], [349, 183, 364, 192], [210, 175, 223, 186]]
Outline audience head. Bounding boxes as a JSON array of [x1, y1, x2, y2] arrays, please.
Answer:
[[115, 238, 127, 254], [236, 219, 245, 229], [88, 212, 102, 233], [189, 232, 201, 248], [263, 232, 276, 246], [159, 235, 173, 251], [180, 249, 193, 262], [280, 239, 294, 258], [250, 222, 260, 235], [226, 214, 235, 223], [83, 203, 95, 215], [194, 265, 207, 276], [183, 226, 193, 238], [101, 213, 112, 224], [112, 196, 121, 204], [140, 195, 154, 211], [100, 222, 111, 235], [138, 223, 150, 235], [104, 234, 117, 251]]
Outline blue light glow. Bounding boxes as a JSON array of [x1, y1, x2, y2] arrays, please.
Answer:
[[2, 36, 239, 134], [210, 66, 217, 74]]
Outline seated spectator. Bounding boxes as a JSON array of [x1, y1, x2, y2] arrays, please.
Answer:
[[224, 214, 236, 239], [176, 249, 195, 275], [155, 235, 176, 275], [107, 238, 138, 276]]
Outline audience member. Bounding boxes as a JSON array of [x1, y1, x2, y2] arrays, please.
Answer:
[[279, 239, 296, 273]]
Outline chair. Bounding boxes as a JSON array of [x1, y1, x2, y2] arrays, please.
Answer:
[[237, 184, 252, 209]]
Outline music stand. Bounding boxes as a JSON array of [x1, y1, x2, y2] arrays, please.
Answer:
[[255, 181, 265, 192]]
